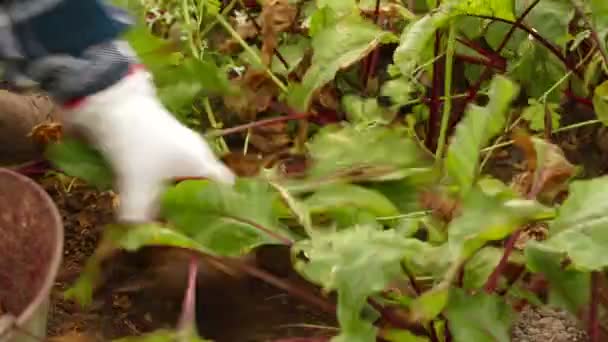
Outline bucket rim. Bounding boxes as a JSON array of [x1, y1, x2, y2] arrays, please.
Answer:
[[0, 168, 64, 328]]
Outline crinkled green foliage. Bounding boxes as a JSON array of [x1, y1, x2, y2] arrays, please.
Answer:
[[293, 225, 431, 342]]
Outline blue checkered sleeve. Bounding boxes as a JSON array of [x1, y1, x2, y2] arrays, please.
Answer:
[[0, 0, 138, 103]]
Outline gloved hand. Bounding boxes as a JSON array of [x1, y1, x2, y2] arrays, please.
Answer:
[[63, 66, 235, 222]]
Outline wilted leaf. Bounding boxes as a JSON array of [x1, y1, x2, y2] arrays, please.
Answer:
[[512, 132, 576, 200], [260, 0, 298, 66], [446, 289, 514, 342], [223, 68, 279, 121], [445, 75, 519, 196], [161, 179, 294, 256], [46, 138, 113, 190], [293, 225, 429, 342], [289, 12, 398, 111], [525, 243, 590, 314]]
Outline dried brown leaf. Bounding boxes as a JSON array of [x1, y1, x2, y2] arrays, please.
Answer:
[[260, 0, 297, 66], [512, 130, 576, 201], [223, 68, 279, 121], [419, 189, 461, 222]]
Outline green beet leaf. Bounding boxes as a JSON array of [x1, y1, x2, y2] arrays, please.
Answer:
[[521, 99, 561, 132], [288, 12, 398, 111], [46, 138, 114, 190], [463, 246, 503, 290], [394, 0, 514, 77], [293, 225, 430, 342], [525, 242, 590, 315], [342, 94, 397, 127], [445, 75, 519, 196], [533, 177, 608, 271], [446, 289, 514, 342], [305, 124, 430, 181], [448, 186, 553, 260], [161, 179, 294, 257]]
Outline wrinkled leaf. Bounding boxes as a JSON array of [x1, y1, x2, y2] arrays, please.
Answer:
[[293, 225, 429, 342], [445, 76, 519, 196], [446, 289, 514, 342]]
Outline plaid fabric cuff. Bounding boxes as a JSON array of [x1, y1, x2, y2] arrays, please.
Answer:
[[0, 0, 137, 102]]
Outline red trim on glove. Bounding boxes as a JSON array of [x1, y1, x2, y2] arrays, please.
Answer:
[[61, 64, 147, 110]]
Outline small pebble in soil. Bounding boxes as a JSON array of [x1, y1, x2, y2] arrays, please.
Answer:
[[511, 306, 589, 342]]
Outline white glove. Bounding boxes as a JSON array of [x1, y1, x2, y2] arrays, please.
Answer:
[[63, 68, 235, 222]]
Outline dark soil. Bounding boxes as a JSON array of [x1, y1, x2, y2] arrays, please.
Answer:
[[512, 306, 589, 342]]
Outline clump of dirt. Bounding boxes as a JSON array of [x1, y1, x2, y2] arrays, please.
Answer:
[[512, 306, 589, 342]]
